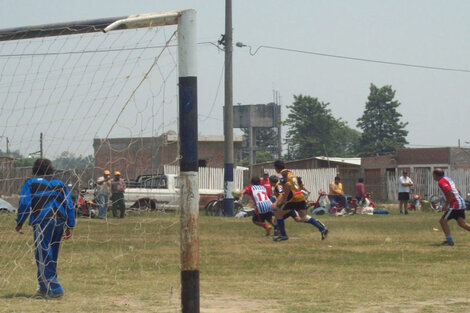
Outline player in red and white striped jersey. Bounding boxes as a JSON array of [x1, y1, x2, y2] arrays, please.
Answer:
[[433, 168, 470, 246], [241, 176, 275, 236]]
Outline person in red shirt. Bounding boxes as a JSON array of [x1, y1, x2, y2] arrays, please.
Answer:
[[433, 168, 470, 246], [259, 171, 273, 198], [355, 178, 365, 202]]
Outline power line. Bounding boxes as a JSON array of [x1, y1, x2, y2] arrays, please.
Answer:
[[0, 41, 220, 57], [242, 44, 470, 73], [3, 38, 470, 74]]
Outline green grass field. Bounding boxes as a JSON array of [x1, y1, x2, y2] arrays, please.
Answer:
[[2, 207, 470, 313]]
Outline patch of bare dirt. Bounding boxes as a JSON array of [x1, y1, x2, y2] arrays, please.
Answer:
[[201, 295, 282, 313], [353, 297, 470, 313]]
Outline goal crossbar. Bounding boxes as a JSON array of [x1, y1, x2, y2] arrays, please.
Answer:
[[0, 10, 187, 42]]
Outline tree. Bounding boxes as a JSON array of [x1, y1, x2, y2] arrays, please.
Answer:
[[356, 84, 408, 156], [0, 149, 34, 167], [239, 150, 275, 167], [283, 94, 360, 160], [239, 128, 277, 166], [14, 157, 34, 167], [52, 152, 93, 170]]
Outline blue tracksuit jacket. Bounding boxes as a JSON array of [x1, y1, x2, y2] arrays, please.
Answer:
[[16, 176, 75, 227]]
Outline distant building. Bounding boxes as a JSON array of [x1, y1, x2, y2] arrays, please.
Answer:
[[93, 132, 243, 179], [0, 155, 15, 171], [362, 147, 470, 200]]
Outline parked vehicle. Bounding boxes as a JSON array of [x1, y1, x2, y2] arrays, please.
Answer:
[[205, 191, 246, 217], [328, 192, 381, 216], [408, 193, 423, 211], [362, 192, 377, 209], [85, 174, 221, 212], [329, 195, 359, 215], [0, 198, 15, 213], [306, 190, 329, 215], [76, 190, 98, 218]]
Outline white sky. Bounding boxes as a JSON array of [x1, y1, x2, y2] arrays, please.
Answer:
[[1, 0, 470, 157]]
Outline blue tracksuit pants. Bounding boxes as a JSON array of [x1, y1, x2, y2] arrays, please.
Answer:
[[33, 219, 65, 295]]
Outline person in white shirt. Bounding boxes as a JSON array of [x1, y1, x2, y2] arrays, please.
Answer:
[[398, 170, 413, 215], [96, 170, 111, 219]]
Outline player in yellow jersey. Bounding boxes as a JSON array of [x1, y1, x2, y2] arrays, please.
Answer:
[[271, 160, 328, 241], [269, 175, 302, 236]]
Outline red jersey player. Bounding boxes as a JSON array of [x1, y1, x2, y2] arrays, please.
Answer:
[[433, 168, 470, 246]]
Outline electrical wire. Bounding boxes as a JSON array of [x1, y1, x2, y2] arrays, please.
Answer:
[[200, 59, 225, 122], [244, 45, 470, 73], [0, 41, 222, 58]]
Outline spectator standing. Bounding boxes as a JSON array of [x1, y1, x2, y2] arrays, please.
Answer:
[[398, 170, 413, 215], [111, 171, 126, 218], [15, 158, 75, 298], [433, 168, 470, 246], [96, 170, 111, 219], [355, 178, 365, 202], [259, 171, 273, 198]]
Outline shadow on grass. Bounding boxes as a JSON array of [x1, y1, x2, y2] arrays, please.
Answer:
[[429, 242, 452, 247], [1, 293, 48, 300]]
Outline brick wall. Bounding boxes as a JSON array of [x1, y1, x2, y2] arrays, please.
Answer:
[[396, 147, 449, 165], [94, 135, 243, 180], [450, 148, 470, 169], [94, 137, 164, 180], [362, 155, 396, 169]]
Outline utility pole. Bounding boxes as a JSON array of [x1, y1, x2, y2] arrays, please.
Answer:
[[275, 92, 282, 158], [40, 132, 43, 158], [249, 127, 255, 167], [223, 0, 234, 216], [6, 137, 9, 155]]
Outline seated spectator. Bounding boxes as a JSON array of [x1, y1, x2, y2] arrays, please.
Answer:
[[328, 176, 349, 209]]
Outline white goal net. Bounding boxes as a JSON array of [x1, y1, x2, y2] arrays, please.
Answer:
[[0, 10, 200, 312]]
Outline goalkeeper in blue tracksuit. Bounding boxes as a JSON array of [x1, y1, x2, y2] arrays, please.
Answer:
[[15, 158, 75, 298]]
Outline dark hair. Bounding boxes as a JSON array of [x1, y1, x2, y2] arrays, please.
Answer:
[[32, 158, 54, 176], [251, 176, 261, 185], [274, 160, 285, 171], [268, 175, 278, 184], [358, 178, 364, 183], [335, 176, 341, 181], [433, 168, 445, 177]]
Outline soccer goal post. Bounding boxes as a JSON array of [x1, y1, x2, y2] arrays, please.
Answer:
[[0, 9, 199, 312]]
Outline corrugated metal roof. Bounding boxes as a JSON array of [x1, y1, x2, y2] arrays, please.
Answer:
[[314, 156, 361, 166]]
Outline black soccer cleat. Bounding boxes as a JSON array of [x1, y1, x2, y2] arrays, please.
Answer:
[[273, 235, 289, 242], [440, 240, 454, 246]]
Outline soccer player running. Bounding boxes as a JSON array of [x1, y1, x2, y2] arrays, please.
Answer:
[[433, 168, 470, 246], [241, 176, 275, 236], [270, 175, 306, 234], [271, 160, 328, 242]]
